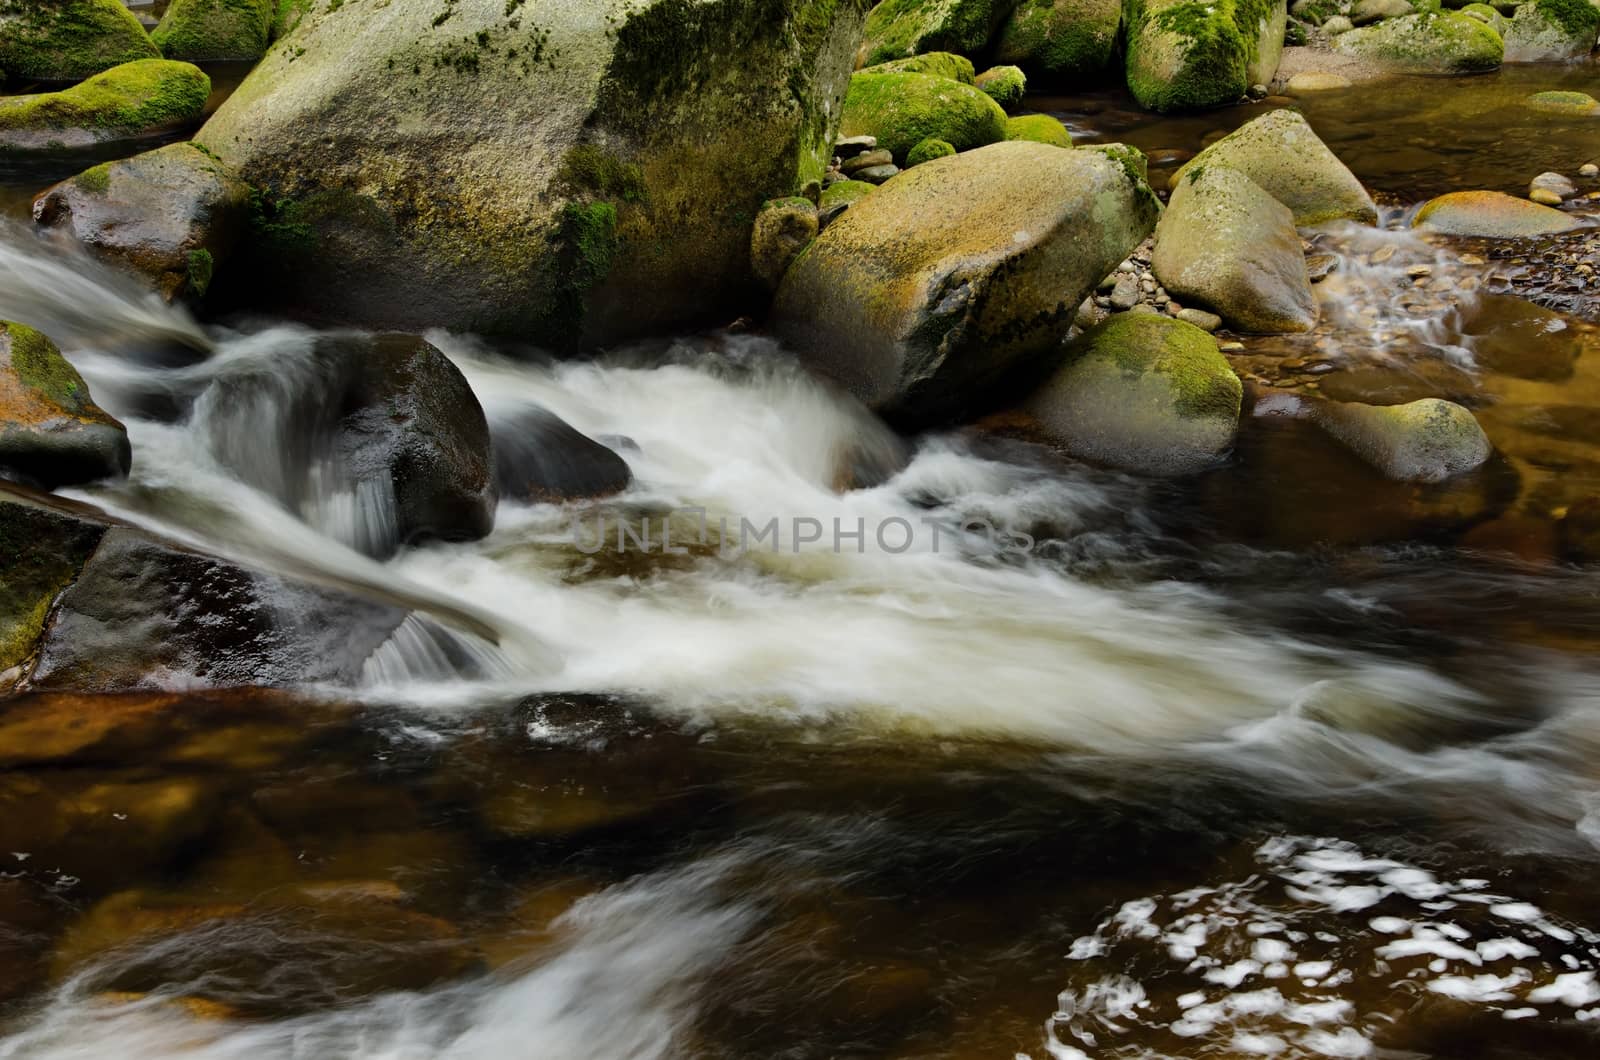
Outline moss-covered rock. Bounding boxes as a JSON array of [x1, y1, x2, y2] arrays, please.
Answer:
[[1310, 397, 1491, 482], [1351, 0, 1414, 24], [1024, 313, 1243, 476], [1525, 89, 1599, 114], [195, 0, 871, 346], [905, 136, 958, 165], [1333, 10, 1504, 72], [0, 488, 106, 675], [1501, 0, 1600, 62], [1153, 164, 1318, 333], [994, 0, 1123, 86], [33, 142, 248, 303], [0, 0, 159, 84], [1412, 189, 1581, 236], [1459, 2, 1509, 34], [840, 70, 1009, 161], [976, 64, 1027, 107], [1125, 0, 1288, 112], [1171, 109, 1376, 225], [821, 178, 877, 209], [153, 0, 274, 62], [772, 139, 1161, 424], [751, 196, 818, 289], [0, 59, 209, 152], [0, 321, 130, 492], [860, 50, 977, 82], [1004, 112, 1074, 145], [856, 0, 1014, 66]]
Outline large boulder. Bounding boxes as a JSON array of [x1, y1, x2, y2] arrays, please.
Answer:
[[994, 0, 1123, 86], [0, 321, 130, 490], [1125, 0, 1288, 112], [1310, 397, 1492, 482], [1501, 0, 1600, 62], [33, 142, 250, 303], [772, 140, 1160, 424], [0, 0, 159, 83], [1024, 313, 1243, 475], [1171, 109, 1377, 225], [0, 59, 209, 151], [1153, 166, 1318, 333], [855, 0, 1015, 66], [839, 70, 1009, 162], [1412, 190, 1582, 236], [1333, 11, 1504, 72], [194, 0, 870, 346], [152, 0, 274, 62]]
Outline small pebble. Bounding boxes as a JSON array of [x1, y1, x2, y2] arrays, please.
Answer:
[[1581, 163, 1599, 178]]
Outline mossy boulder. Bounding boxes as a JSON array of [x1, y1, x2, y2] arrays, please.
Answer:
[[152, 0, 274, 62], [994, 0, 1123, 86], [1171, 109, 1376, 225], [1333, 11, 1504, 72], [33, 142, 249, 303], [906, 137, 958, 165], [1024, 314, 1243, 476], [1005, 112, 1074, 146], [195, 0, 871, 346], [0, 488, 107, 675], [976, 64, 1028, 107], [1310, 397, 1491, 482], [1525, 89, 1599, 114], [860, 50, 977, 82], [840, 70, 1009, 162], [1153, 165, 1318, 333], [0, 321, 130, 491], [856, 0, 1015, 66], [1502, 0, 1600, 62], [1125, 0, 1288, 112], [0, 59, 209, 152], [772, 140, 1161, 424], [1459, 2, 1509, 34], [0, 0, 159, 84], [1412, 189, 1581, 236], [751, 196, 818, 289], [821, 178, 877, 209]]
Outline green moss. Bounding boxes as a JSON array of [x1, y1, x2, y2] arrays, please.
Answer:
[[5, 321, 86, 409], [1125, 0, 1275, 111], [0, 493, 106, 673], [820, 178, 876, 209], [995, 0, 1122, 85], [859, 0, 1007, 65], [1533, 0, 1600, 38], [0, 59, 210, 135], [860, 50, 977, 82], [1525, 89, 1598, 112], [1334, 11, 1503, 72], [272, 0, 312, 39], [1084, 313, 1241, 418], [840, 70, 1009, 161], [556, 144, 647, 204], [545, 201, 619, 342], [186, 248, 215, 297], [906, 136, 957, 165], [1004, 113, 1073, 147], [74, 162, 111, 192], [975, 64, 1027, 108], [1284, 19, 1307, 44], [152, 0, 274, 61], [0, 0, 160, 83]]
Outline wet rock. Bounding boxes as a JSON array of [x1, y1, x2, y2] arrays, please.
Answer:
[[0, 0, 159, 83], [0, 59, 209, 151], [1412, 190, 1581, 237], [1334, 11, 1504, 73], [1312, 397, 1493, 482], [1524, 90, 1599, 115], [153, 0, 272, 61], [1025, 313, 1243, 476], [1126, 0, 1288, 112], [1560, 497, 1600, 564], [856, 0, 1011, 67], [34, 142, 250, 303], [1457, 294, 1583, 381], [994, 0, 1123, 86], [840, 71, 1009, 163], [858, 51, 977, 84], [1502, 0, 1599, 62], [1110, 273, 1142, 310], [975, 64, 1027, 108], [750, 196, 818, 291], [1529, 172, 1576, 204], [1305, 253, 1339, 281], [491, 405, 633, 505], [1352, 0, 1414, 24], [1004, 113, 1074, 147], [1153, 166, 1318, 334], [772, 140, 1160, 425], [0, 320, 130, 489], [0, 487, 108, 675], [906, 137, 957, 167], [1286, 71, 1354, 91], [1582, 163, 1600, 178], [1177, 307, 1223, 331], [1171, 109, 1376, 225]]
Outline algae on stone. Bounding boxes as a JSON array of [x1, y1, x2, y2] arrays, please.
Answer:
[[1411, 189, 1581, 236], [0, 321, 131, 491]]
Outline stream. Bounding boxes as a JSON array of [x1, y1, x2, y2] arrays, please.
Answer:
[[2, 68, 1600, 1059]]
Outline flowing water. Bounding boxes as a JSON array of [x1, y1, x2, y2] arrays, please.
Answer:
[[2, 69, 1600, 1059]]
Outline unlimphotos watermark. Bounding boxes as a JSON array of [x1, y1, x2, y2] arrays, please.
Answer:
[[571, 508, 1035, 557]]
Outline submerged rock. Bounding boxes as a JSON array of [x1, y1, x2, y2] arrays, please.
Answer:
[[1286, 71, 1355, 91], [855, 0, 1013, 66], [0, 321, 130, 490], [1501, 0, 1600, 63], [751, 197, 818, 291], [1025, 313, 1243, 476], [152, 0, 274, 62], [1310, 397, 1492, 483], [839, 70, 1009, 162], [773, 140, 1160, 425], [1333, 11, 1503, 73], [1172, 109, 1377, 225], [1412, 190, 1581, 237], [1153, 166, 1318, 333], [0, 0, 159, 83], [33, 142, 249, 303], [1004, 113, 1074, 146], [1524, 90, 1598, 115], [491, 406, 633, 505], [0, 59, 209, 151], [195, 0, 870, 346], [994, 0, 1124, 86], [1125, 0, 1288, 112]]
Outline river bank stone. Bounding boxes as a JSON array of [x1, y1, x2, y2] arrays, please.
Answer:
[[195, 0, 869, 346], [1333, 11, 1504, 73], [0, 321, 130, 490], [994, 0, 1123, 86], [856, 0, 1014, 66], [0, 0, 159, 83], [773, 140, 1160, 425], [1154, 166, 1318, 333], [152, 0, 273, 62], [34, 142, 249, 303], [1025, 313, 1243, 475], [1413, 190, 1582, 237], [491, 406, 633, 505], [1311, 396, 1492, 482], [1502, 0, 1600, 62], [0, 59, 209, 151], [1125, 0, 1288, 112], [840, 70, 1009, 162]]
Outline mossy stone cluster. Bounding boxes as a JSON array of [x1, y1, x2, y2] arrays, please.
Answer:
[[153, 0, 275, 62], [1125, 0, 1286, 112], [857, 0, 1014, 66], [0, 0, 159, 84], [840, 70, 1009, 161], [1004, 113, 1073, 146], [994, 0, 1124, 86], [0, 59, 210, 149]]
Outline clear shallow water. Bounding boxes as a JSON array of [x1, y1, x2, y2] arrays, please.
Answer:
[[1, 68, 1600, 1060]]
